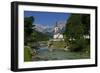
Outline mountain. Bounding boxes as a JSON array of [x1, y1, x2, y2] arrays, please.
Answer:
[[34, 24, 47, 33], [55, 21, 66, 30], [33, 21, 66, 37], [33, 24, 52, 36]]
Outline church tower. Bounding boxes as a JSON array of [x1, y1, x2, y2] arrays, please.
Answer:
[[53, 22, 64, 41]]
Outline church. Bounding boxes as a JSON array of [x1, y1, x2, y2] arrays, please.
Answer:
[[53, 22, 64, 41]]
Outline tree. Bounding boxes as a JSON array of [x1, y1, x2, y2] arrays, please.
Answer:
[[24, 16, 35, 45], [24, 16, 49, 47], [81, 14, 90, 35], [64, 14, 90, 52], [65, 14, 84, 40]]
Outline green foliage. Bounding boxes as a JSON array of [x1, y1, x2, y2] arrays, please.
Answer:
[[64, 14, 90, 52], [68, 38, 87, 52], [24, 16, 34, 37], [65, 14, 84, 40], [24, 16, 49, 48], [24, 16, 35, 45], [24, 46, 32, 61], [82, 14, 90, 35], [51, 41, 66, 49], [32, 30, 49, 42]]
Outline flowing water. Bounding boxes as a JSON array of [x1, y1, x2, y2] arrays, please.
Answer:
[[33, 46, 90, 61]]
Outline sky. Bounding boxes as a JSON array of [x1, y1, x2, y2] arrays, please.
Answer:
[[24, 11, 71, 27]]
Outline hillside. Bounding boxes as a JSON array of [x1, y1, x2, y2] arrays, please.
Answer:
[[32, 29, 50, 42]]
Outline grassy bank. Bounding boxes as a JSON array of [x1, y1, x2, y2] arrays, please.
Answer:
[[51, 41, 66, 49], [24, 46, 32, 62]]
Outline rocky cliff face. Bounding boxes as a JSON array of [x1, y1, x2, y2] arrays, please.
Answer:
[[33, 21, 66, 36]]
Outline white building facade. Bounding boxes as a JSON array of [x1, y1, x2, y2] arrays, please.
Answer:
[[53, 24, 64, 41]]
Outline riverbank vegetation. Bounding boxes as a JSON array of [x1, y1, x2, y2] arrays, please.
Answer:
[[24, 16, 50, 61], [24, 46, 32, 61], [64, 14, 90, 53]]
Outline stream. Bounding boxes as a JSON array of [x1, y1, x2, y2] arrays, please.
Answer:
[[32, 46, 90, 61]]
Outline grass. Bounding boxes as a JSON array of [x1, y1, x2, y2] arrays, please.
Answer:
[[24, 46, 32, 62], [52, 41, 66, 49]]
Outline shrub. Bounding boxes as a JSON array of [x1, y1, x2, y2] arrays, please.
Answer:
[[24, 46, 32, 61], [68, 38, 87, 52]]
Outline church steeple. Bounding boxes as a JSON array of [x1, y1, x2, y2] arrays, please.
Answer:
[[55, 22, 58, 27], [53, 22, 64, 41]]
